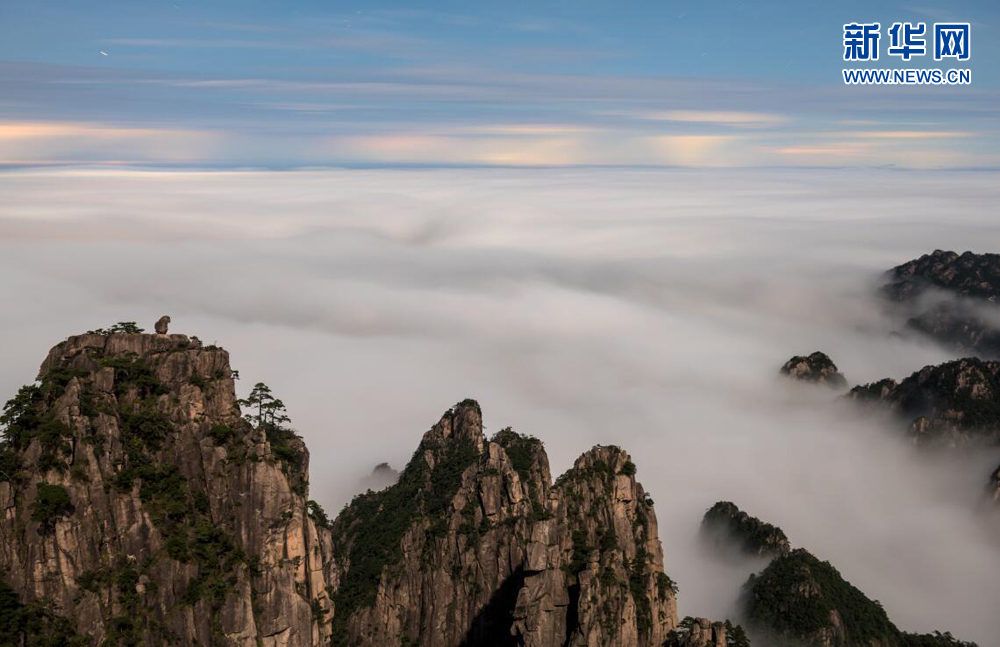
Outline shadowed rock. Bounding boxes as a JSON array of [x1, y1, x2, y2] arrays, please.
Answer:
[[846, 357, 1000, 447], [882, 250, 1000, 357], [779, 352, 848, 389], [701, 501, 790, 560]]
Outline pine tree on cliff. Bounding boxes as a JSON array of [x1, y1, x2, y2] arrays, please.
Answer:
[[239, 382, 290, 430]]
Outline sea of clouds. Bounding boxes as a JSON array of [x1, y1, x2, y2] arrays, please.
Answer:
[[1, 166, 999, 643]]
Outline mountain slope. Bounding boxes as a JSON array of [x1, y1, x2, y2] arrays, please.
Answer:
[[744, 549, 979, 647]]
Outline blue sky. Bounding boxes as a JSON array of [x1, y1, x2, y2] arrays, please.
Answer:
[[1, 0, 997, 167]]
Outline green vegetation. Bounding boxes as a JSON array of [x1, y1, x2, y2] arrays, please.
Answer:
[[900, 632, 979, 647], [90, 352, 246, 642], [656, 572, 678, 596], [726, 620, 751, 647], [2, 385, 45, 449], [239, 382, 288, 429], [30, 483, 74, 534], [0, 364, 105, 481], [86, 322, 144, 335], [565, 529, 591, 578], [491, 428, 542, 481], [206, 423, 234, 446], [0, 444, 20, 483], [744, 549, 898, 646], [99, 353, 166, 399], [306, 500, 331, 529], [0, 577, 91, 647], [619, 461, 636, 477], [238, 382, 305, 478], [666, 617, 751, 647], [627, 542, 653, 639], [330, 405, 481, 645], [702, 501, 788, 558], [746, 547, 980, 647], [493, 428, 553, 520]]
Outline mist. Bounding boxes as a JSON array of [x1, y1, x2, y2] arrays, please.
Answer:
[[1, 166, 999, 643]]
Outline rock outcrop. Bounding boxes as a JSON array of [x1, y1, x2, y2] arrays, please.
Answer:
[[882, 250, 1000, 357], [0, 331, 333, 647], [779, 353, 848, 389], [154, 316, 171, 335], [664, 617, 750, 647], [700, 502, 790, 560], [846, 358, 1000, 447], [0, 329, 679, 647], [329, 414, 678, 647]]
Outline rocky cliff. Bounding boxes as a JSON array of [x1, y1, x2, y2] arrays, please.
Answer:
[[328, 408, 678, 647], [664, 617, 750, 647], [882, 250, 1000, 357], [0, 331, 334, 647], [0, 328, 679, 647]]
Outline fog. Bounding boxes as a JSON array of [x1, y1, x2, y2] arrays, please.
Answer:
[[1, 166, 999, 643]]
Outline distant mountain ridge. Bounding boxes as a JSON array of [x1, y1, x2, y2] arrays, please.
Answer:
[[882, 250, 1000, 357]]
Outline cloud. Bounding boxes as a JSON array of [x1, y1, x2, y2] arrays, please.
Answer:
[[638, 110, 788, 127], [2, 167, 1000, 644], [647, 134, 746, 166], [2, 167, 999, 645], [0, 121, 220, 165]]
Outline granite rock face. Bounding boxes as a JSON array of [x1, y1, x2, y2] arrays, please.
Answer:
[[0, 332, 334, 647], [663, 617, 730, 647], [0, 330, 679, 647], [882, 250, 1000, 357], [329, 409, 678, 647], [779, 353, 848, 389]]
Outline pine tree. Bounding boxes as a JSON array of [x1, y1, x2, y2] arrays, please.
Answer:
[[238, 383, 290, 430]]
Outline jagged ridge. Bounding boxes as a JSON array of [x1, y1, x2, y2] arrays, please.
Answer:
[[846, 357, 1000, 447], [882, 250, 1000, 357], [329, 400, 679, 647]]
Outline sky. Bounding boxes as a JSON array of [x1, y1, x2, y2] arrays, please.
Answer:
[[1, 0, 998, 168]]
